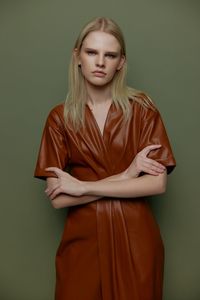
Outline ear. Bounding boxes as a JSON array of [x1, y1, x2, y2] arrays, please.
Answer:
[[73, 48, 81, 65], [117, 55, 126, 71]]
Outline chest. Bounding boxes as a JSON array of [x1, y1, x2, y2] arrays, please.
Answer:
[[87, 103, 112, 136], [65, 103, 142, 174]]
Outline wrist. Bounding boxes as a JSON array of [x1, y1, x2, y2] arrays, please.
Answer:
[[81, 181, 92, 195], [121, 169, 131, 180], [124, 167, 139, 179]]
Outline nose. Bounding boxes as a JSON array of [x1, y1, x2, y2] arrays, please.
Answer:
[[96, 54, 105, 68]]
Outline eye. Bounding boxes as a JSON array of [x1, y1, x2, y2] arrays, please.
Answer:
[[105, 53, 117, 59], [86, 50, 96, 55]]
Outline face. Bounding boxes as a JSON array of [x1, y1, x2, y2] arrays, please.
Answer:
[[76, 31, 125, 87]]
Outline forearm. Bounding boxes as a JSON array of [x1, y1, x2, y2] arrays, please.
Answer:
[[49, 173, 129, 208], [50, 171, 137, 209], [99, 170, 129, 182], [46, 163, 167, 203], [83, 172, 167, 198], [50, 171, 127, 208], [51, 194, 101, 209], [46, 177, 101, 209]]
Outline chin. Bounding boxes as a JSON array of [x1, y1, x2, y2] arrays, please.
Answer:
[[91, 82, 110, 88], [86, 78, 112, 87]]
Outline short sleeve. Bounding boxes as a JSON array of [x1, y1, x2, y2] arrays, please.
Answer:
[[138, 107, 176, 174], [34, 105, 69, 180]]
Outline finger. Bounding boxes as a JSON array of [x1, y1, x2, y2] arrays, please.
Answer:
[[49, 187, 62, 200], [141, 144, 162, 156], [143, 162, 165, 174], [142, 163, 165, 175], [45, 182, 61, 196], [137, 157, 164, 171], [45, 167, 63, 177], [45, 185, 58, 197], [146, 159, 166, 171], [49, 189, 59, 200], [143, 168, 160, 176]]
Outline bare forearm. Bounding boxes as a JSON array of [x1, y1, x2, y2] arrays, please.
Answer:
[[99, 171, 129, 182], [83, 172, 167, 198], [51, 194, 101, 209], [49, 173, 129, 208], [46, 163, 167, 206], [46, 177, 101, 209]]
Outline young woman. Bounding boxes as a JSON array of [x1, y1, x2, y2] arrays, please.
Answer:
[[34, 17, 176, 300]]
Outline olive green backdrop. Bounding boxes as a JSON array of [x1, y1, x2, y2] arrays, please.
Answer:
[[0, 0, 199, 299]]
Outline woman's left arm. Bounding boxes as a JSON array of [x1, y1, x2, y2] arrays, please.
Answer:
[[83, 171, 167, 198], [45, 168, 167, 200]]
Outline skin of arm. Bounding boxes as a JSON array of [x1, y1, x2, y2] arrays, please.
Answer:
[[46, 177, 101, 209], [83, 171, 167, 198], [46, 169, 167, 209], [46, 144, 166, 209], [46, 170, 129, 209]]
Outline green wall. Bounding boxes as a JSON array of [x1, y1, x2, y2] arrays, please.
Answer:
[[0, 0, 199, 299]]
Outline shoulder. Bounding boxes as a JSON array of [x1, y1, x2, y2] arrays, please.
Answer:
[[46, 102, 65, 128], [48, 103, 64, 118], [130, 93, 160, 122]]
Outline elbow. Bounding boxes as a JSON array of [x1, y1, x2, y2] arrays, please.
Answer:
[[157, 182, 166, 195], [51, 199, 61, 209], [156, 173, 167, 195]]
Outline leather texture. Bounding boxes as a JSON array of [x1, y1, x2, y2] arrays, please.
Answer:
[[34, 100, 176, 300]]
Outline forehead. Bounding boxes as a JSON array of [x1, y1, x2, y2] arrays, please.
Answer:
[[82, 31, 121, 51]]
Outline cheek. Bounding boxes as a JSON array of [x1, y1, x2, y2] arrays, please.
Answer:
[[80, 54, 93, 66], [80, 58, 93, 74], [107, 62, 120, 76]]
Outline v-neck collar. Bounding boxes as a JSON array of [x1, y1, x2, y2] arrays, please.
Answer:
[[86, 102, 114, 140]]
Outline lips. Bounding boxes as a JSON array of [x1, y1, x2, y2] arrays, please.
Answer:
[[92, 70, 106, 75]]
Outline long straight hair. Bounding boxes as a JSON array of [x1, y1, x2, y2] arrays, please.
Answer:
[[64, 17, 153, 130]]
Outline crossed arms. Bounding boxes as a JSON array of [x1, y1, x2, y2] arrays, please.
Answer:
[[45, 145, 167, 209]]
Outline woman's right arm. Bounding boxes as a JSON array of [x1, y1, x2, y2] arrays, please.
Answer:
[[46, 177, 101, 209]]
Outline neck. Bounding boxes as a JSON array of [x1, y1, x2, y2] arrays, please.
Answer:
[[85, 81, 112, 105]]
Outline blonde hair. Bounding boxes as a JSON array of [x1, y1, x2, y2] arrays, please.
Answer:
[[64, 17, 153, 130]]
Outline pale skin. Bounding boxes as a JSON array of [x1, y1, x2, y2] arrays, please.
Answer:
[[45, 31, 167, 209]]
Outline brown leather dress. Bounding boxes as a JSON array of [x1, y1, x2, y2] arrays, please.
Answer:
[[34, 99, 176, 300]]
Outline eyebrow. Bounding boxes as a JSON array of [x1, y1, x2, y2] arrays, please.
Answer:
[[84, 48, 119, 55]]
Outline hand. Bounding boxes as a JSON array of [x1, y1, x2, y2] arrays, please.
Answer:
[[45, 167, 85, 199], [124, 144, 166, 178]]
